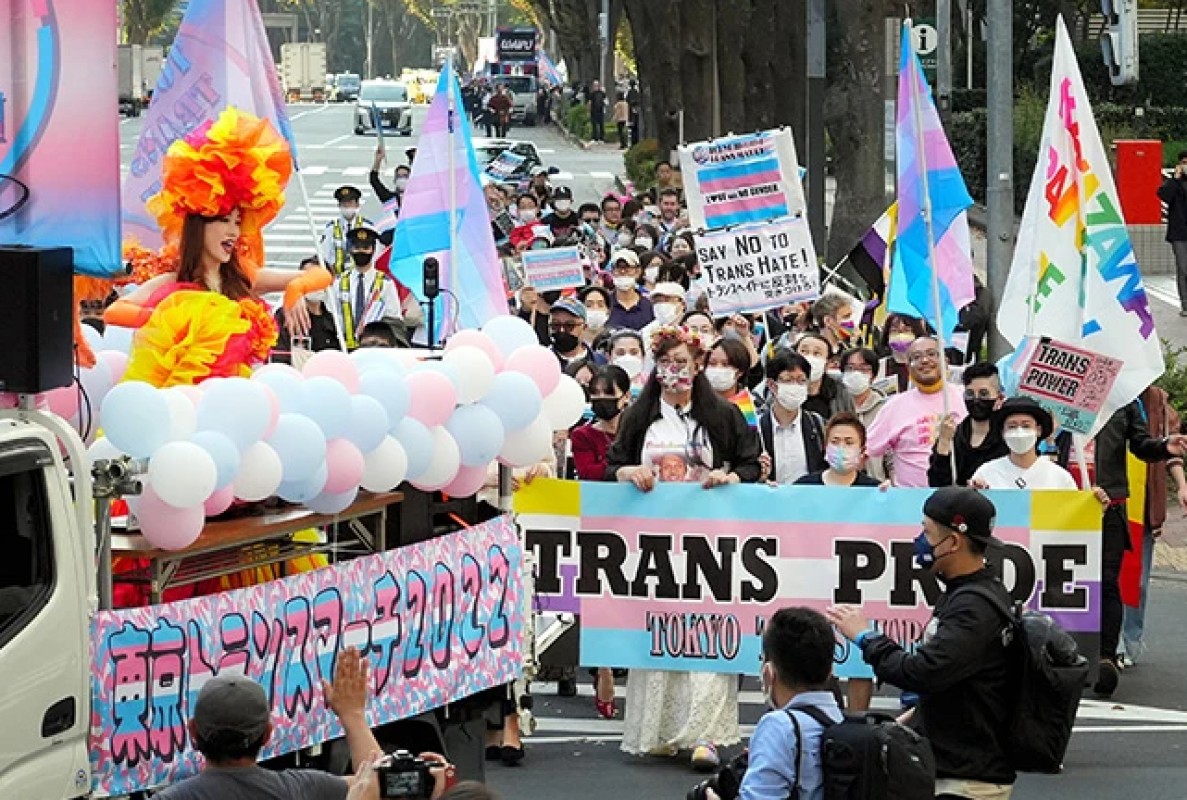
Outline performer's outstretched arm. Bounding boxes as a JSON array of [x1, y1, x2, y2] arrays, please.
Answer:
[[103, 274, 176, 328]]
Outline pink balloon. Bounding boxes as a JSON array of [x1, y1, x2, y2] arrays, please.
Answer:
[[137, 486, 204, 551], [203, 484, 235, 517], [172, 385, 204, 407], [99, 351, 130, 384], [44, 385, 80, 418], [504, 345, 562, 397], [302, 350, 361, 394], [405, 371, 458, 428], [446, 329, 505, 372], [442, 463, 489, 498], [324, 438, 365, 494], [258, 383, 281, 439]]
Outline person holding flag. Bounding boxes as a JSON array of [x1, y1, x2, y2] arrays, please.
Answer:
[[329, 226, 406, 350]]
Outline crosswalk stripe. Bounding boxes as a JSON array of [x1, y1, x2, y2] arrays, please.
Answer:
[[342, 166, 370, 176], [552, 171, 574, 181], [590, 171, 614, 180], [300, 165, 329, 176]]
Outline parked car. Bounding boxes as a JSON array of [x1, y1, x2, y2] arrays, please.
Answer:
[[354, 80, 414, 136]]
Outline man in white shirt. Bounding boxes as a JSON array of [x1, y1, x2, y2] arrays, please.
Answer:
[[758, 350, 826, 484], [319, 185, 374, 274], [971, 396, 1077, 490], [329, 226, 404, 350]]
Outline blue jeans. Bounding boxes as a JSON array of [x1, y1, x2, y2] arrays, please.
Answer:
[[1122, 524, 1155, 655]]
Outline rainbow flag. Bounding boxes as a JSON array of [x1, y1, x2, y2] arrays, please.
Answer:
[[730, 388, 758, 429], [890, 21, 974, 338], [387, 61, 508, 336]]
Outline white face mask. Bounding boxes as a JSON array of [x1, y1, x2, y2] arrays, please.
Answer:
[[554, 199, 572, 213], [305, 291, 326, 305], [842, 370, 871, 396], [341, 207, 358, 221], [395, 177, 409, 190], [803, 355, 826, 383], [617, 231, 634, 247], [826, 368, 844, 383], [613, 353, 643, 379], [653, 302, 681, 325], [1004, 427, 1038, 456], [586, 308, 609, 330], [519, 208, 538, 223], [775, 383, 808, 411], [705, 366, 737, 392], [635, 236, 654, 250], [644, 266, 660, 284], [613, 275, 637, 292]]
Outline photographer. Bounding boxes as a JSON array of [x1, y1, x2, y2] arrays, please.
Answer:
[[695, 608, 842, 800]]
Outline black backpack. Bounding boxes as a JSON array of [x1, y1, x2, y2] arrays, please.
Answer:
[[956, 584, 1090, 773], [786, 706, 936, 800]]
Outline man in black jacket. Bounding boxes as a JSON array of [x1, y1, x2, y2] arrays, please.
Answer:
[[829, 487, 1015, 800], [1091, 400, 1187, 696], [1156, 150, 1187, 315], [758, 350, 827, 484], [928, 362, 1007, 486]]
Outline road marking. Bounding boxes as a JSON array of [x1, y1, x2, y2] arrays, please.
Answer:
[[537, 148, 555, 154], [342, 166, 370, 177], [590, 171, 615, 180], [323, 134, 351, 147], [289, 105, 331, 122], [263, 245, 322, 255], [551, 171, 574, 181], [300, 165, 329, 176]]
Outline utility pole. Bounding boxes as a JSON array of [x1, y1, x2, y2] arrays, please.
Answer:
[[600, 0, 611, 91], [986, 0, 1013, 361], [366, 0, 374, 79], [806, 0, 827, 254], [937, 0, 952, 117]]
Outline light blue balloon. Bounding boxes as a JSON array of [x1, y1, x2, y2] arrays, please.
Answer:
[[189, 431, 242, 490], [483, 314, 541, 357], [306, 486, 359, 515], [480, 371, 542, 432], [302, 376, 353, 440], [393, 418, 434, 480], [253, 368, 307, 415], [100, 381, 171, 457], [361, 370, 411, 427], [347, 395, 390, 454], [278, 463, 328, 504], [268, 413, 327, 483], [446, 405, 506, 467], [197, 378, 271, 450], [351, 348, 406, 375]]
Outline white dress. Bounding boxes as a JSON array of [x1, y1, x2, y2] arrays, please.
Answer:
[[620, 399, 741, 755]]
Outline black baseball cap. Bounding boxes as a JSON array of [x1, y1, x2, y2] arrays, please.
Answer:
[[192, 675, 271, 745], [553, 186, 573, 200], [923, 486, 1001, 546], [993, 396, 1054, 441]]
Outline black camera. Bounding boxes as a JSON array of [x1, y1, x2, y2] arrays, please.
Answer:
[[377, 750, 434, 799], [687, 751, 749, 800]]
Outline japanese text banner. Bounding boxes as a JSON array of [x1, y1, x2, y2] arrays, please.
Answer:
[[515, 482, 1100, 678], [89, 516, 523, 797]]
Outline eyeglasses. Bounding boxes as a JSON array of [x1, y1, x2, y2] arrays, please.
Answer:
[[612, 264, 640, 275], [549, 321, 582, 333], [656, 358, 692, 369], [908, 350, 941, 365]]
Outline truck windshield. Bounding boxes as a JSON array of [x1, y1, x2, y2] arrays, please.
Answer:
[[359, 84, 407, 102], [494, 76, 536, 95]]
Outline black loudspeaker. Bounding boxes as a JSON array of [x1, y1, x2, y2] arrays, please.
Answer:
[[0, 246, 74, 394]]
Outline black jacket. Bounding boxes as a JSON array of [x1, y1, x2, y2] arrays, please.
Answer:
[[273, 306, 341, 362], [1157, 176, 1187, 242], [1094, 400, 1171, 501], [927, 418, 1007, 487], [758, 407, 827, 480], [605, 394, 762, 482], [863, 568, 1015, 785]]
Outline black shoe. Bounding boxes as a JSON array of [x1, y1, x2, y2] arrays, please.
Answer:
[[1094, 658, 1120, 697], [485, 746, 502, 762], [558, 678, 577, 697], [501, 745, 525, 766]]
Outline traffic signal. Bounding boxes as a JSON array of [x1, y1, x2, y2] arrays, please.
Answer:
[[1100, 0, 1139, 86]]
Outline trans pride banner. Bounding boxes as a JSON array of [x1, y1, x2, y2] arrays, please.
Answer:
[[515, 481, 1100, 678], [678, 129, 806, 231], [89, 516, 523, 796], [0, 0, 120, 276]]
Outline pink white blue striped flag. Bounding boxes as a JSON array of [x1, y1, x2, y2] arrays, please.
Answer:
[[889, 21, 974, 338], [387, 61, 508, 335], [537, 50, 563, 87]]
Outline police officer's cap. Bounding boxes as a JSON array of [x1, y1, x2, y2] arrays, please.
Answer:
[[346, 226, 380, 247], [334, 185, 363, 203]]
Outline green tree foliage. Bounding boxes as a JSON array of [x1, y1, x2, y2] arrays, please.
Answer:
[[123, 0, 179, 45]]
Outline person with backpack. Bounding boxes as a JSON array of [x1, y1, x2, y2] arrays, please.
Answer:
[[828, 487, 1017, 800]]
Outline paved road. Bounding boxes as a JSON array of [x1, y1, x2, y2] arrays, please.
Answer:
[[119, 103, 624, 271]]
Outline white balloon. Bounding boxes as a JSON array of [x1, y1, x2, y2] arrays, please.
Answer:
[[81, 323, 105, 356], [498, 414, 553, 468], [542, 375, 587, 430], [163, 387, 198, 441], [482, 314, 541, 357], [361, 436, 409, 493], [234, 442, 284, 501], [414, 426, 461, 489], [101, 324, 134, 355], [148, 441, 218, 508], [442, 345, 497, 405]]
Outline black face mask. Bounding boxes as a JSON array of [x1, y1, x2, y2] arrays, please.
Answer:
[[351, 251, 373, 267], [965, 396, 996, 421], [591, 398, 621, 421], [551, 331, 580, 353]]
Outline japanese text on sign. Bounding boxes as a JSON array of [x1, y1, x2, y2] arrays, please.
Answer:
[[695, 216, 820, 315]]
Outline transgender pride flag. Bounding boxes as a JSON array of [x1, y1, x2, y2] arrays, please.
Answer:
[[387, 61, 508, 336], [889, 21, 974, 339]]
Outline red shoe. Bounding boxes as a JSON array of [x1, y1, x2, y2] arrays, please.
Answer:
[[595, 697, 617, 719]]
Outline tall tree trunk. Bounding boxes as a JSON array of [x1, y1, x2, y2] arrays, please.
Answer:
[[773, 0, 807, 149], [623, 0, 683, 154], [741, 0, 777, 132], [680, 0, 716, 141], [824, 0, 887, 263], [715, 0, 751, 135]]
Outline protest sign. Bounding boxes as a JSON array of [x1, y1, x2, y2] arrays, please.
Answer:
[[695, 216, 820, 315], [678, 128, 807, 231], [484, 149, 526, 182], [515, 481, 1100, 678], [521, 245, 586, 292], [1017, 337, 1123, 435], [89, 516, 523, 796]]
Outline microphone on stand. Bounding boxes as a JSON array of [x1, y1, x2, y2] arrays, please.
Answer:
[[423, 257, 440, 350]]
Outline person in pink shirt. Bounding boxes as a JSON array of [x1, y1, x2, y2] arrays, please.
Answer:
[[866, 336, 967, 487]]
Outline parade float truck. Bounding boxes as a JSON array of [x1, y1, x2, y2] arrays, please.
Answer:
[[0, 401, 536, 800]]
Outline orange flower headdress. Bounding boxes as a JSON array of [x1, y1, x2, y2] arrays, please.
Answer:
[[650, 324, 706, 356], [145, 107, 292, 279]]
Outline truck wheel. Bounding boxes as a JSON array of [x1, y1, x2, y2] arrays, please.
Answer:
[[354, 125, 365, 136]]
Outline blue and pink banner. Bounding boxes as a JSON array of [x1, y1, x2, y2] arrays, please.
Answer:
[[121, 0, 297, 254], [0, 0, 121, 276], [89, 515, 523, 796], [515, 482, 1101, 678]]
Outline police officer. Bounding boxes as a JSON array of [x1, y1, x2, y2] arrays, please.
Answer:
[[319, 185, 374, 274], [329, 227, 405, 350]]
